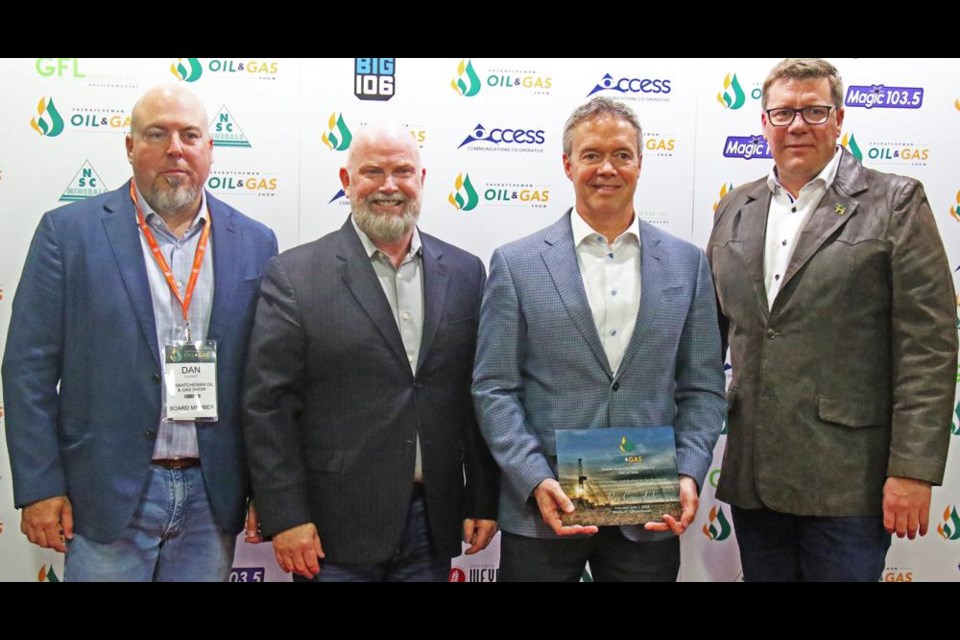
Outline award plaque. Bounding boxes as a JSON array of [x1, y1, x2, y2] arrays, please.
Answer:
[[556, 426, 681, 526]]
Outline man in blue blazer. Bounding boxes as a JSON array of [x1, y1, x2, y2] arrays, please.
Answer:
[[1, 84, 278, 581], [473, 97, 726, 581]]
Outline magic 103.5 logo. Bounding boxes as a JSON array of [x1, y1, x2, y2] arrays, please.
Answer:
[[450, 59, 552, 98], [170, 58, 279, 82], [845, 84, 924, 110]]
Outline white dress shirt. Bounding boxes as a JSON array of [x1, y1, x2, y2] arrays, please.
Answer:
[[570, 209, 642, 374]]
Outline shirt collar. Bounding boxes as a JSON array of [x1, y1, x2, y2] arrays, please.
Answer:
[[350, 216, 422, 261], [766, 145, 842, 196], [134, 182, 209, 233], [570, 207, 641, 247]]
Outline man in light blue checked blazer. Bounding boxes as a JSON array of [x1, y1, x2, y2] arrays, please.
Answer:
[[472, 97, 726, 581]]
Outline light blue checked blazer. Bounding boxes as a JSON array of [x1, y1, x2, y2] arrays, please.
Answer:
[[472, 210, 726, 539]]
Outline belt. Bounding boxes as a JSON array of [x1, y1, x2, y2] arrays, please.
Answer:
[[151, 457, 201, 469]]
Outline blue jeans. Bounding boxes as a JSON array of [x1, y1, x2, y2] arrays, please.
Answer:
[[731, 505, 890, 582], [295, 488, 450, 582], [64, 465, 235, 582]]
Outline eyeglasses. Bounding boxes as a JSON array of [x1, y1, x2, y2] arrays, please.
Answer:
[[765, 105, 834, 127]]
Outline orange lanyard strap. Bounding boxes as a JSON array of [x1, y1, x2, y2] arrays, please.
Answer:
[[129, 179, 211, 326]]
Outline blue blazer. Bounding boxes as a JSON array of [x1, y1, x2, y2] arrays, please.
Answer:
[[472, 210, 726, 539], [2, 183, 277, 543]]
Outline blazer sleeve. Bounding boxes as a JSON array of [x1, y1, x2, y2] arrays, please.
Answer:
[[885, 180, 957, 484], [673, 249, 727, 491], [459, 257, 500, 520], [241, 254, 312, 537], [472, 247, 553, 503], [1, 212, 68, 506]]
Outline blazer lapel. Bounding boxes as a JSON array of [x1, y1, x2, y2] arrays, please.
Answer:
[[616, 221, 662, 377], [206, 192, 239, 343], [541, 211, 611, 377], [780, 149, 865, 292], [336, 218, 409, 370], [417, 234, 450, 372], [738, 183, 772, 318], [101, 182, 161, 369]]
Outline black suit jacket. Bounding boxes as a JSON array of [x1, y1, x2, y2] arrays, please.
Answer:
[[242, 218, 499, 563]]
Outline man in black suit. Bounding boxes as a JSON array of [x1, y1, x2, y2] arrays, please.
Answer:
[[242, 123, 499, 581]]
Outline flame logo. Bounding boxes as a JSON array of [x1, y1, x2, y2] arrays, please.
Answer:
[[448, 173, 479, 211], [30, 97, 64, 137], [937, 506, 960, 540], [717, 73, 746, 110], [702, 504, 732, 541], [170, 58, 202, 82], [840, 132, 863, 163], [451, 59, 481, 97], [713, 182, 735, 213], [952, 403, 960, 436], [950, 190, 960, 223], [321, 112, 352, 151], [618, 435, 634, 453], [37, 564, 61, 582]]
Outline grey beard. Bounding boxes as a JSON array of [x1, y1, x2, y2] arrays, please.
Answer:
[[352, 198, 420, 243], [143, 177, 201, 217]]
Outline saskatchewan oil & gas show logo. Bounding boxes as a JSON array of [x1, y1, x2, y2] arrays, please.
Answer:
[[457, 123, 546, 153], [206, 170, 278, 197], [170, 58, 279, 82], [59, 161, 108, 202], [701, 504, 732, 541], [643, 132, 677, 157], [880, 566, 914, 582], [29, 95, 130, 137], [448, 172, 549, 212], [450, 59, 552, 97], [845, 84, 924, 110], [716, 72, 761, 110], [355, 58, 395, 101], [38, 564, 61, 582], [841, 130, 928, 166], [722, 134, 772, 160], [586, 72, 671, 102], [948, 191, 960, 223], [937, 505, 960, 541], [322, 112, 352, 151], [210, 106, 251, 148], [713, 183, 735, 212], [952, 402, 960, 437]]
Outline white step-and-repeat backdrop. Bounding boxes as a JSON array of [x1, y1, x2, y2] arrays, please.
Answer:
[[1, 57, 957, 582]]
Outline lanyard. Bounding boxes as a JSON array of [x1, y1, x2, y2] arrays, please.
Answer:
[[130, 179, 211, 338]]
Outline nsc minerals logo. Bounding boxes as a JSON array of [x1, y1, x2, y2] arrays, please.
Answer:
[[30, 97, 65, 137], [322, 112, 352, 152], [938, 505, 960, 541], [701, 504, 732, 541], [355, 58, 395, 101], [457, 123, 546, 153], [586, 73, 671, 102], [211, 106, 252, 148], [448, 173, 479, 212], [845, 84, 923, 110], [713, 183, 735, 213], [60, 161, 108, 202], [716, 73, 760, 110], [722, 135, 772, 160], [171, 58, 203, 82], [170, 58, 279, 82]]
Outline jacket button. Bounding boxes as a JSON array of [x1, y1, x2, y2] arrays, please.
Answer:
[[766, 329, 777, 340], [612, 381, 620, 391], [152, 373, 161, 382], [144, 430, 156, 440]]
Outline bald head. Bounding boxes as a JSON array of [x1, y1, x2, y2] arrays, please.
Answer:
[[126, 84, 213, 219], [340, 123, 425, 244]]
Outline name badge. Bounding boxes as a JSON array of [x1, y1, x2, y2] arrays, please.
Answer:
[[163, 340, 218, 421]]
